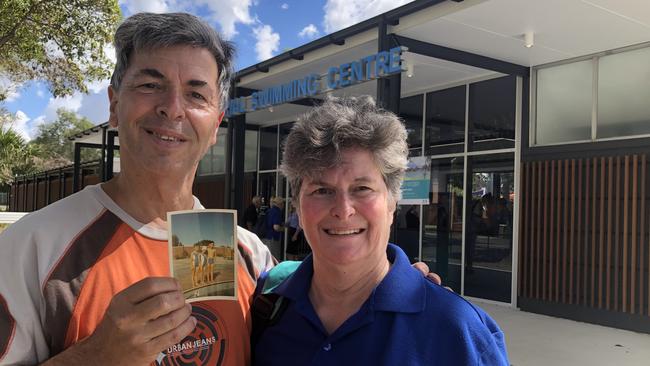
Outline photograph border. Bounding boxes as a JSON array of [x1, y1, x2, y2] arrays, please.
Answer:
[[167, 209, 238, 302]]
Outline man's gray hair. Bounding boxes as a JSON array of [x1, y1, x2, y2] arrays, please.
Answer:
[[110, 12, 235, 110], [281, 96, 408, 203]]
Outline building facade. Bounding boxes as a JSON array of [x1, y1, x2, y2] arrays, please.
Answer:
[[10, 0, 650, 333]]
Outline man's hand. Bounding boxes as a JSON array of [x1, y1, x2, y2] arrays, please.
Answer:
[[43, 277, 195, 366], [411, 262, 453, 291]]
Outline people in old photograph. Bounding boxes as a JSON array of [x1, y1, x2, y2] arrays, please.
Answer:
[[170, 211, 237, 300]]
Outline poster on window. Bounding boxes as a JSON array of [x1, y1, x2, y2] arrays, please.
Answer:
[[399, 156, 431, 205]]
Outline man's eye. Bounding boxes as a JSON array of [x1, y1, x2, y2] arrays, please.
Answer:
[[191, 91, 206, 101], [140, 83, 158, 88]]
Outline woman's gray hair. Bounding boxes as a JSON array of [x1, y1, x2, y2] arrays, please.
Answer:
[[281, 96, 408, 203], [110, 12, 235, 111]]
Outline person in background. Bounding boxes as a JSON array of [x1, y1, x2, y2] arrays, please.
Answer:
[[253, 96, 509, 365], [243, 195, 262, 231], [285, 202, 306, 260], [264, 196, 285, 259]]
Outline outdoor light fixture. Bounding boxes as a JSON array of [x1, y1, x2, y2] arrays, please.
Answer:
[[524, 31, 534, 48], [406, 61, 414, 78], [269, 106, 274, 113]]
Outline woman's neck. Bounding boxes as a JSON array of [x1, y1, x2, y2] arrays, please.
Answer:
[[309, 257, 390, 335]]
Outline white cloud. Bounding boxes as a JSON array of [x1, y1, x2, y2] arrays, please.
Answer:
[[0, 77, 21, 102], [119, 0, 169, 14], [87, 78, 111, 95], [298, 24, 319, 39], [196, 0, 255, 39], [44, 94, 83, 122], [36, 89, 44, 98], [12, 111, 31, 141], [7, 111, 46, 141], [253, 24, 280, 61], [323, 0, 413, 33], [281, 3, 289, 10]]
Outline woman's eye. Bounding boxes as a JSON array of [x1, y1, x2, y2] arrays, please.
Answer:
[[312, 188, 332, 195]]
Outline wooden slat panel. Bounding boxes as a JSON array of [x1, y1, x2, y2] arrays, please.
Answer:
[[599, 157, 606, 309], [547, 160, 557, 301], [563, 159, 569, 303], [639, 154, 650, 315], [529, 161, 537, 299], [551, 160, 562, 302], [570, 159, 576, 305], [577, 159, 584, 305], [536, 161, 543, 299], [519, 162, 526, 297], [542, 160, 553, 300], [583, 159, 590, 306], [613, 156, 621, 311], [590, 158, 597, 307], [546, 161, 553, 301], [607, 157, 613, 310], [621, 155, 630, 312], [631, 155, 638, 314]]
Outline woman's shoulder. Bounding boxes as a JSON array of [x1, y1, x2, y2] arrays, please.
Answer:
[[409, 282, 509, 364], [420, 281, 498, 330]]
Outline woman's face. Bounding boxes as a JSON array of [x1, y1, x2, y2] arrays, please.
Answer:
[[298, 148, 395, 267]]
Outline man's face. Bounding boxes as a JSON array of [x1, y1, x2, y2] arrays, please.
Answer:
[[108, 45, 224, 177]]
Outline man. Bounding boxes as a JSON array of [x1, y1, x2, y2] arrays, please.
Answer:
[[0, 13, 273, 366], [0, 11, 441, 366], [242, 195, 262, 231]]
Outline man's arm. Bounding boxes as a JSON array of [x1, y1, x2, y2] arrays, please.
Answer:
[[40, 277, 195, 366]]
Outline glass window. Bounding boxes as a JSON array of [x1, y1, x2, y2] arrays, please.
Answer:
[[197, 127, 226, 176], [425, 85, 466, 155], [245, 130, 258, 172], [536, 60, 593, 145], [464, 153, 514, 303], [279, 122, 294, 162], [598, 47, 650, 139], [257, 172, 276, 209], [399, 95, 423, 157], [390, 204, 421, 263], [421, 157, 464, 291], [468, 76, 516, 151], [259, 126, 278, 171]]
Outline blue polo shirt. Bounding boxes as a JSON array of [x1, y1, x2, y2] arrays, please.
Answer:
[[266, 206, 283, 241], [254, 244, 509, 366]]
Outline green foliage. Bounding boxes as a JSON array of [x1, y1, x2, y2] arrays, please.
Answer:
[[0, 0, 121, 100], [0, 109, 39, 185], [30, 108, 100, 167]]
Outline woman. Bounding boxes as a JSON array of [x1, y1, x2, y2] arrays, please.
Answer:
[[253, 96, 508, 365]]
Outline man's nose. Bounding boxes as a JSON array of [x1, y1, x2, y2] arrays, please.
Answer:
[[330, 193, 355, 219], [156, 88, 185, 120]]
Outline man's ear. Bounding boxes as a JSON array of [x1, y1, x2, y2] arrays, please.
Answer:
[[108, 86, 119, 128], [210, 110, 225, 146]]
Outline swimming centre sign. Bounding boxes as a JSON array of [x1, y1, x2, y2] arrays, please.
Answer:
[[227, 46, 406, 117]]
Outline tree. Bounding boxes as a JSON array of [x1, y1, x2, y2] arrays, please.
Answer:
[[0, 110, 39, 185], [0, 0, 121, 101], [30, 108, 99, 168]]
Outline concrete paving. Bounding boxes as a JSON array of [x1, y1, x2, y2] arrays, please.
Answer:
[[476, 301, 650, 366]]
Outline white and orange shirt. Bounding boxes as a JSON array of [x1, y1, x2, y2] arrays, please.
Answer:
[[0, 184, 274, 365]]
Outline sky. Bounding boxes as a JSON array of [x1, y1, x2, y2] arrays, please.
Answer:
[[2, 0, 414, 142], [170, 210, 235, 247]]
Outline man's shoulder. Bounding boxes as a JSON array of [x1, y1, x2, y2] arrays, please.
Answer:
[[236, 226, 275, 278], [2, 186, 105, 239]]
